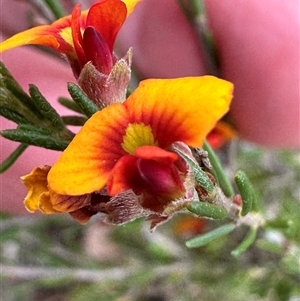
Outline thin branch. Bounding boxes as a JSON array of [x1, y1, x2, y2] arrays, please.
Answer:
[[1, 263, 191, 282]]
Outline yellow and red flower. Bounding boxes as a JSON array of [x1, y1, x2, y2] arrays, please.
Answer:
[[0, 0, 139, 107], [22, 76, 233, 227]]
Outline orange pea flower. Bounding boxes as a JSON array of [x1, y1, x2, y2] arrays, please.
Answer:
[[22, 76, 233, 228], [0, 0, 139, 107]]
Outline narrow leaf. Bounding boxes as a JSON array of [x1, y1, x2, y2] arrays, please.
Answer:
[[0, 106, 28, 124], [0, 62, 39, 115], [187, 201, 227, 220], [29, 84, 65, 130], [17, 123, 52, 135], [203, 141, 235, 197], [0, 61, 13, 78], [67, 82, 99, 118], [1, 129, 69, 150], [231, 227, 258, 257], [234, 170, 258, 215], [58, 97, 84, 114], [62, 115, 87, 126], [0, 87, 42, 124], [0, 143, 28, 173], [185, 223, 235, 248]]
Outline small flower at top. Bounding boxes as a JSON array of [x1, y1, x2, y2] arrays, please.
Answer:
[[21, 76, 233, 229], [0, 0, 140, 108]]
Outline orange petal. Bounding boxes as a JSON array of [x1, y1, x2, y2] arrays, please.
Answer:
[[86, 0, 127, 51], [48, 103, 129, 195], [124, 76, 233, 148], [39, 191, 60, 214], [0, 12, 77, 53], [0, 26, 60, 52]]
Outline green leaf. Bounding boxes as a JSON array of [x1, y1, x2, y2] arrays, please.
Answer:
[[62, 115, 88, 126], [58, 97, 84, 114], [231, 227, 258, 257], [203, 141, 235, 197], [234, 170, 258, 215], [67, 83, 99, 118], [0, 143, 28, 173], [185, 223, 235, 248], [174, 147, 214, 194], [0, 63, 39, 116], [1, 128, 69, 151], [17, 123, 52, 135], [0, 106, 29, 124], [187, 201, 227, 220], [29, 84, 65, 130], [0, 86, 42, 124]]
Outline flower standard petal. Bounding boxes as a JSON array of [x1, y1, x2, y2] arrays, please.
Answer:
[[124, 76, 233, 148], [48, 103, 130, 195]]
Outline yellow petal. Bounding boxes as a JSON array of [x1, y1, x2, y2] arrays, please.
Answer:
[[125, 76, 234, 148], [39, 191, 60, 214], [0, 26, 60, 53], [21, 165, 52, 213]]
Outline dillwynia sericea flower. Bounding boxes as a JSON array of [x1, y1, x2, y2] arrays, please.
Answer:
[[21, 77, 233, 229], [0, 0, 140, 108]]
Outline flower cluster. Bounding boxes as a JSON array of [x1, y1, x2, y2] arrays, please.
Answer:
[[1, 0, 138, 108], [1, 0, 233, 229]]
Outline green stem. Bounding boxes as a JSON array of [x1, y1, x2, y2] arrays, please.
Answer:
[[176, 0, 219, 75], [44, 0, 67, 19], [0, 144, 28, 173]]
